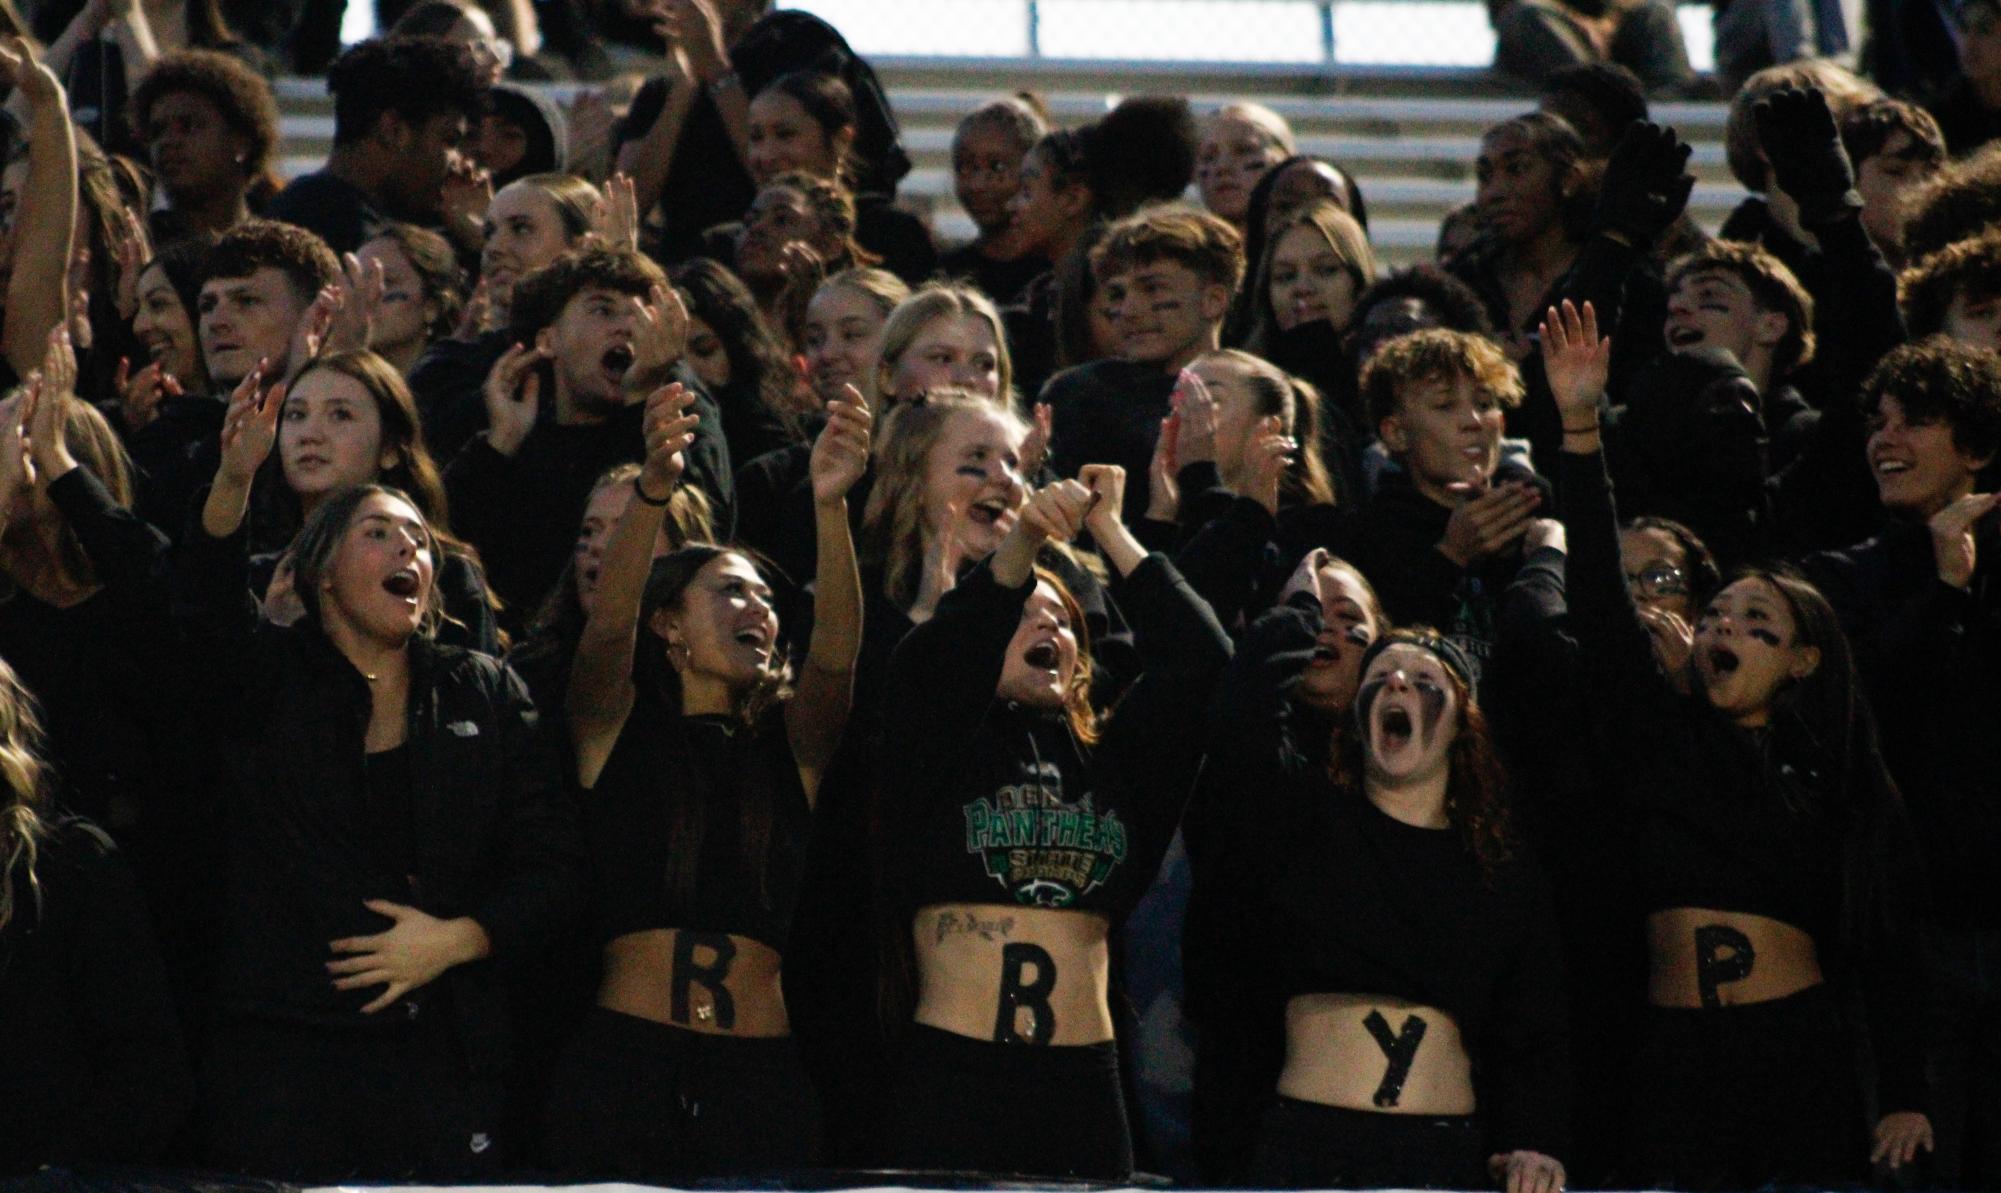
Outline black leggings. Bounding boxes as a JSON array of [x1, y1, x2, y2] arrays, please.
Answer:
[[1248, 1096, 1486, 1190], [883, 1022, 1132, 1181], [201, 1014, 504, 1183], [1628, 983, 1866, 1190], [542, 1006, 820, 1183]]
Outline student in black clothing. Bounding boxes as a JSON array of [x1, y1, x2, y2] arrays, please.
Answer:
[[413, 172, 602, 460], [743, 71, 935, 285], [133, 219, 340, 537], [181, 372, 584, 1182], [508, 461, 714, 718], [1802, 340, 2001, 1189], [937, 96, 1050, 306], [129, 49, 280, 243], [673, 256, 808, 467], [1241, 199, 1376, 409], [729, 170, 879, 346], [266, 36, 487, 255], [444, 244, 733, 621], [1211, 601, 1569, 1193], [878, 468, 1230, 1180], [1446, 112, 1589, 358], [1542, 299, 1934, 1190], [1900, 227, 2001, 354], [1046, 205, 1243, 523], [0, 653, 191, 1175], [1181, 549, 1382, 1181], [251, 350, 500, 653], [545, 386, 867, 1180], [114, 235, 211, 436], [1838, 99, 1946, 273], [1336, 329, 1540, 689]]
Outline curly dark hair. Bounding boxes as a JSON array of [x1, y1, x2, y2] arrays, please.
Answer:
[[1900, 227, 2001, 339], [507, 243, 667, 343], [326, 35, 485, 146], [1903, 141, 2001, 264], [129, 49, 281, 181], [198, 218, 341, 303], [1858, 337, 2001, 467], [1352, 265, 1496, 341], [1331, 627, 1516, 880], [672, 257, 803, 439]]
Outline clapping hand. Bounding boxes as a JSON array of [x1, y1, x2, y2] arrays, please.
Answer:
[[638, 382, 701, 501], [810, 388, 872, 504], [483, 342, 547, 457]]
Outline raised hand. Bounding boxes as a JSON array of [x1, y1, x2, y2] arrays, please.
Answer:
[[324, 252, 384, 354], [115, 357, 182, 434], [638, 382, 700, 500], [1015, 478, 1095, 549], [483, 342, 546, 457], [1929, 491, 1998, 589], [1078, 463, 1127, 538], [1021, 401, 1053, 478], [0, 388, 35, 517], [1439, 480, 1542, 567], [1637, 603, 1694, 685], [1540, 299, 1611, 428], [454, 277, 494, 340], [289, 284, 340, 370], [1593, 120, 1694, 246], [1246, 413, 1296, 515], [27, 326, 78, 481], [0, 36, 61, 109], [1173, 367, 1218, 465], [439, 155, 493, 251], [622, 283, 690, 399], [811, 389, 872, 504], [1146, 411, 1181, 523], [912, 497, 974, 623], [216, 361, 283, 486], [597, 172, 641, 251], [1279, 546, 1333, 609], [1753, 86, 1857, 225], [108, 204, 150, 322], [657, 0, 731, 83]]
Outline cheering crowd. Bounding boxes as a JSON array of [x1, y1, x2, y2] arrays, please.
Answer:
[[1, 0, 2000, 1189]]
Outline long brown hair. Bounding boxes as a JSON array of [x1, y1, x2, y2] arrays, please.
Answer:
[[1332, 627, 1515, 878], [1195, 349, 1338, 507]]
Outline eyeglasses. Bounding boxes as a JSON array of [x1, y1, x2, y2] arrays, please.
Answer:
[[1624, 563, 1688, 600]]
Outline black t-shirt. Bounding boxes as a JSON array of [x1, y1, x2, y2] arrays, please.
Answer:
[[265, 171, 386, 255], [937, 241, 1048, 307]]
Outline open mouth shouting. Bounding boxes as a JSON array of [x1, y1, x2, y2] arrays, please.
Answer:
[[1022, 639, 1061, 672], [382, 567, 423, 602], [1704, 643, 1740, 676], [1666, 323, 1705, 349], [601, 343, 635, 385]]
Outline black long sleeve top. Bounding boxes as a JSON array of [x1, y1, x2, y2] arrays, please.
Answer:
[[1559, 446, 1930, 1115], [1201, 603, 1571, 1160], [444, 392, 734, 621], [880, 554, 1229, 920], [0, 468, 180, 832], [171, 523, 585, 1072], [0, 820, 193, 1174], [1805, 519, 2001, 931]]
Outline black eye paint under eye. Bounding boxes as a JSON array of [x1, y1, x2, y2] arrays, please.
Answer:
[[1344, 624, 1374, 648], [1749, 629, 1780, 646], [1416, 680, 1447, 749]]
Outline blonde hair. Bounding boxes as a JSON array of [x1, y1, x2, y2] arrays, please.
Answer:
[[875, 283, 1016, 406], [0, 657, 51, 932], [1209, 102, 1297, 157], [860, 388, 1027, 611], [816, 266, 911, 320]]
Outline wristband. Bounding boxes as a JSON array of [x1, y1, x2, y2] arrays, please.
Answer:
[[633, 477, 673, 507]]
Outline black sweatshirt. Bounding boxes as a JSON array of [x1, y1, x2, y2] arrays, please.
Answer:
[[444, 393, 735, 622], [880, 554, 1229, 921], [1559, 446, 1930, 1116], [172, 523, 585, 1071], [1805, 519, 2001, 931], [1043, 358, 1181, 524], [0, 820, 192, 1174], [1200, 603, 1570, 1160]]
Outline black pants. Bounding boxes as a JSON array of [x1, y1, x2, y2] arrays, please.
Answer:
[[542, 1006, 820, 1183], [1926, 926, 2001, 1190], [1248, 1095, 1485, 1189], [883, 1022, 1132, 1181], [201, 1013, 504, 1183], [1628, 984, 1866, 1190]]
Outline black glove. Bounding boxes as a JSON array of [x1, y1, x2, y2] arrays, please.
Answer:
[[1593, 121, 1696, 247], [1752, 86, 1861, 227]]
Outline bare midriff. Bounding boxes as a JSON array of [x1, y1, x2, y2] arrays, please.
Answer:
[[912, 903, 1113, 1045], [1646, 907, 1823, 1009], [598, 928, 791, 1037], [1278, 993, 1476, 1115]]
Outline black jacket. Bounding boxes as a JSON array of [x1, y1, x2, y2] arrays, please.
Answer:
[[1044, 358, 1180, 523], [173, 523, 585, 1073]]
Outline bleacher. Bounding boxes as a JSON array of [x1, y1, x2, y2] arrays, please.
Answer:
[[273, 62, 1748, 268]]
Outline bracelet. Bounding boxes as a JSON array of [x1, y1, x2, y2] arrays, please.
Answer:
[[1561, 420, 1601, 434], [632, 477, 673, 507]]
